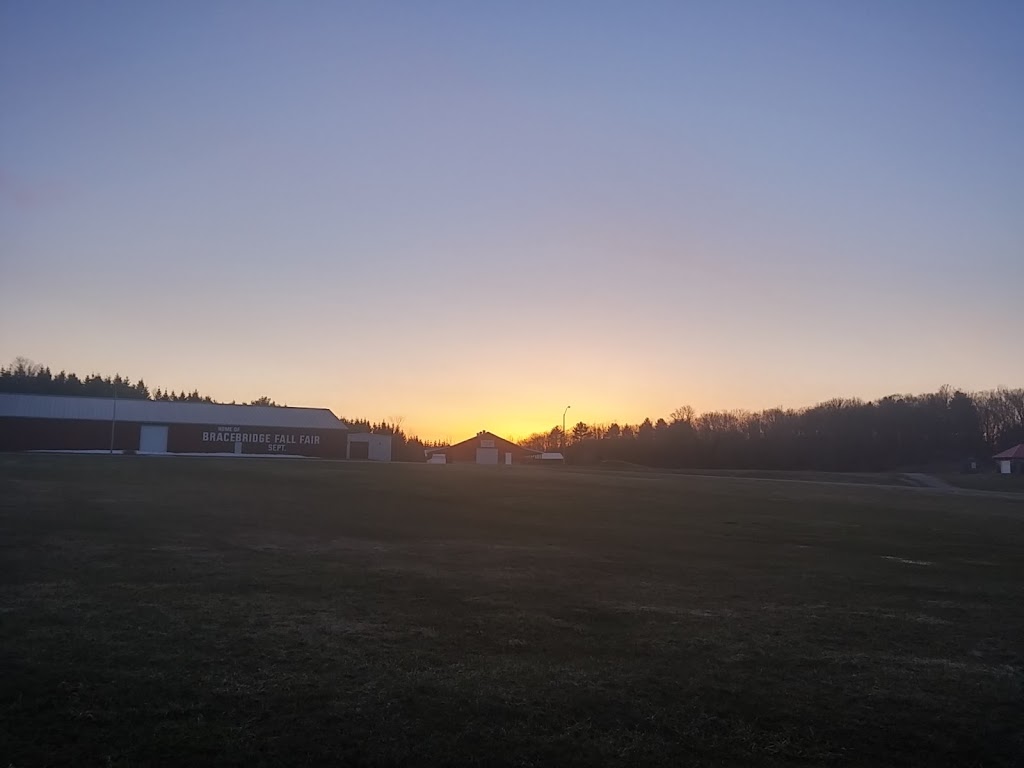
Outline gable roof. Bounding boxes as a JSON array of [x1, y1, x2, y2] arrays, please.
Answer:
[[993, 443, 1024, 459], [425, 430, 540, 454], [0, 393, 347, 430]]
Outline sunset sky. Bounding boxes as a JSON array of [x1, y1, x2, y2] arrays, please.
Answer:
[[2, 2, 1022, 441]]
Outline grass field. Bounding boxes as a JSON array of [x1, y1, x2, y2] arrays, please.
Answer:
[[943, 473, 1024, 494], [2, 456, 1023, 766], [632, 467, 920, 486]]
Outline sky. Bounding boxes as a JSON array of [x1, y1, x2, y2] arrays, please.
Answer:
[[1, 1, 1022, 441]]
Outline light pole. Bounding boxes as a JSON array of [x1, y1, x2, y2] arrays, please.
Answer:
[[109, 379, 118, 454], [562, 405, 571, 450]]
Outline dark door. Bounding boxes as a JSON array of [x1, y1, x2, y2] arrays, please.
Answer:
[[349, 441, 370, 460]]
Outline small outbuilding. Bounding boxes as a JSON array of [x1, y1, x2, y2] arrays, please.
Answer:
[[346, 433, 392, 462], [425, 430, 539, 465], [993, 443, 1024, 474], [526, 452, 565, 464]]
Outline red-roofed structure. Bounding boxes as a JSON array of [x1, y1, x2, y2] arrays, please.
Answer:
[[993, 444, 1024, 459], [425, 431, 540, 465], [993, 443, 1024, 473]]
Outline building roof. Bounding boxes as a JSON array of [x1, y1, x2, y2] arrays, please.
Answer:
[[993, 443, 1024, 459], [425, 430, 540, 454], [0, 393, 348, 430]]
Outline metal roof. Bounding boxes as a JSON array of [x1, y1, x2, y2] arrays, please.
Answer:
[[0, 393, 347, 430], [424, 431, 540, 454], [993, 443, 1024, 460]]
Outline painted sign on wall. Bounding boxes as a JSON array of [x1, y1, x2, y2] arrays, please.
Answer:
[[201, 425, 321, 452]]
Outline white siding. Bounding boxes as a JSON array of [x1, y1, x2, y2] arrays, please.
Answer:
[[347, 433, 392, 461], [476, 447, 499, 464], [139, 425, 169, 453]]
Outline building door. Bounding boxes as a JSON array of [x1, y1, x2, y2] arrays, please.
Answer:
[[350, 441, 370, 460], [139, 425, 168, 454], [505, 452, 512, 465], [475, 447, 499, 464]]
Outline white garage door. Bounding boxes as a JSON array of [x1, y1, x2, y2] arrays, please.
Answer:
[[139, 424, 169, 453], [475, 447, 499, 465]]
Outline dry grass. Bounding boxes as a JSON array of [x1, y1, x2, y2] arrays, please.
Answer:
[[1, 455, 1023, 766], [943, 473, 1024, 494], [595, 463, 919, 486]]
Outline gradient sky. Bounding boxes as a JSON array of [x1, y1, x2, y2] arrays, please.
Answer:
[[2, 2, 1022, 441]]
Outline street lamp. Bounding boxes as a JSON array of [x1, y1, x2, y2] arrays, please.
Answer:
[[562, 405, 571, 450], [109, 379, 118, 454]]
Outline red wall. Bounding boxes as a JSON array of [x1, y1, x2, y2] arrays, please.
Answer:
[[0, 417, 139, 452], [0, 417, 348, 459], [168, 424, 346, 458], [433, 432, 537, 463]]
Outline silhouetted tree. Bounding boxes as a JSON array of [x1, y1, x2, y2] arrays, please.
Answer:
[[671, 405, 695, 424], [5, 359, 1023, 470], [571, 422, 591, 444], [0, 360, 222, 403], [518, 386, 1024, 471]]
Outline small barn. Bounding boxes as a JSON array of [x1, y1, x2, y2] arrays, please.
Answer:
[[346, 433, 392, 461], [993, 443, 1024, 474], [425, 431, 539, 465]]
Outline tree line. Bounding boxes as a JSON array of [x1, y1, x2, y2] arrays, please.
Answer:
[[8, 359, 1021, 470], [519, 387, 1024, 471], [0, 358, 264, 404]]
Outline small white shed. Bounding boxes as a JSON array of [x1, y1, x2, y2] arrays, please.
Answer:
[[347, 433, 392, 461]]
